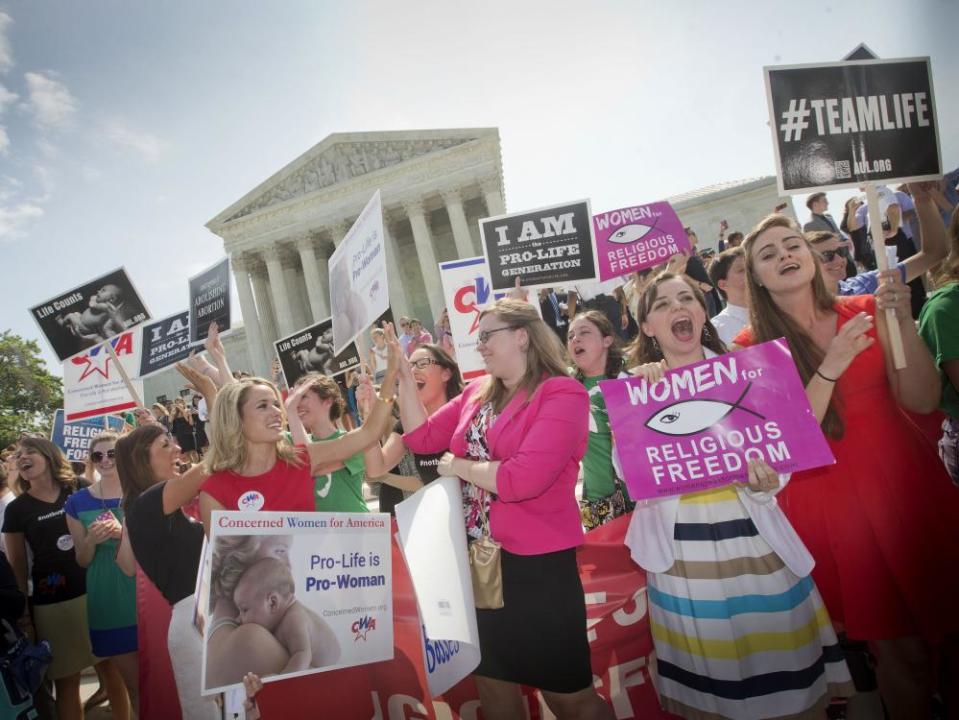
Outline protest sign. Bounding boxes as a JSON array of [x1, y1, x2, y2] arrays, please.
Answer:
[[63, 331, 144, 422], [189, 257, 232, 345], [601, 339, 834, 500], [438, 257, 509, 380], [395, 478, 480, 696], [49, 409, 125, 462], [274, 317, 362, 388], [329, 190, 389, 355], [29, 267, 150, 362], [255, 514, 666, 720], [764, 57, 941, 194], [479, 199, 597, 292], [593, 202, 690, 282], [138, 311, 192, 377], [202, 511, 393, 694]]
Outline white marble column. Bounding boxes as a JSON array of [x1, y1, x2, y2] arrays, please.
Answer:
[[250, 261, 278, 345], [296, 234, 330, 322], [441, 189, 476, 260], [481, 177, 506, 218], [329, 220, 349, 247], [263, 246, 296, 338], [282, 252, 310, 330], [404, 200, 445, 317], [230, 254, 268, 376], [383, 216, 410, 318]]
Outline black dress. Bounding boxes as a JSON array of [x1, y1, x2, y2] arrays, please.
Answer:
[[171, 415, 196, 453]]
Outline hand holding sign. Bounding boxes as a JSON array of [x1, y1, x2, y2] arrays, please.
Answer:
[[739, 458, 780, 494], [874, 273, 912, 317]]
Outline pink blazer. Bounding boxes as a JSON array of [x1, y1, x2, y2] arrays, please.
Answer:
[[403, 375, 588, 555]]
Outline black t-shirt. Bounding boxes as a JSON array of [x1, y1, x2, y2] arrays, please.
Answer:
[[1, 487, 87, 605], [394, 420, 443, 485], [127, 482, 203, 606]]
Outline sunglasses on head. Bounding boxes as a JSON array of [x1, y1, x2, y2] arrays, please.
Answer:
[[817, 247, 850, 263], [91, 449, 116, 463]]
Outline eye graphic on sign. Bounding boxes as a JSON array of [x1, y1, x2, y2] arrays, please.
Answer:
[[607, 219, 661, 245], [645, 383, 766, 436]]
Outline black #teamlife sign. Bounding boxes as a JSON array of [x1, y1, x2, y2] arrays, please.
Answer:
[[764, 58, 941, 194], [139, 311, 192, 377], [189, 257, 232, 344], [479, 199, 598, 291]]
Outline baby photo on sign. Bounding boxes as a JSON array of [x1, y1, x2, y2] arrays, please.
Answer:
[[29, 267, 151, 361], [201, 512, 393, 694]]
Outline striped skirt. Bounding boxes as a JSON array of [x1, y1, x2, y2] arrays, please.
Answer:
[[648, 487, 854, 720]]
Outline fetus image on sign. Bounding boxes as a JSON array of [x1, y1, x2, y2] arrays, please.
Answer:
[[607, 219, 661, 245], [645, 382, 766, 436]]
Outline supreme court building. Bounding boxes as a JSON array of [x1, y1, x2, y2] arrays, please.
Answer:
[[206, 127, 507, 377]]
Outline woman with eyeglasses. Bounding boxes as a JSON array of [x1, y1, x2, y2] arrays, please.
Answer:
[[2, 436, 116, 720], [399, 300, 613, 720], [809, 183, 948, 298], [64, 431, 138, 716], [360, 343, 465, 512], [733, 213, 959, 719]]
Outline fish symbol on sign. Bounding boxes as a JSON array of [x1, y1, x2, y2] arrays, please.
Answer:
[[607, 217, 661, 245], [645, 382, 766, 436]]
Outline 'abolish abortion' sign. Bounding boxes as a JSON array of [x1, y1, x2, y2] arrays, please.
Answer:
[[764, 57, 941, 193], [601, 339, 834, 500]]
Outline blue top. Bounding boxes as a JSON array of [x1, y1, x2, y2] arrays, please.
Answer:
[[839, 263, 906, 296]]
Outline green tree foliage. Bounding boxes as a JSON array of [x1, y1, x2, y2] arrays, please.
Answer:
[[0, 331, 62, 449]]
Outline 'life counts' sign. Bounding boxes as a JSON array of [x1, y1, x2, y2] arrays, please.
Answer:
[[764, 57, 941, 194], [479, 199, 598, 291]]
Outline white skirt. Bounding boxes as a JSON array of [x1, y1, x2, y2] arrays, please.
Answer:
[[168, 595, 220, 720]]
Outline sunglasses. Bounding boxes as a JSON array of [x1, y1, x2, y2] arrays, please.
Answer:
[[817, 247, 850, 263], [410, 358, 438, 370], [91, 449, 116, 463]]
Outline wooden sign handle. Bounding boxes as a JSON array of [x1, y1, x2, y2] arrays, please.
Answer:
[[104, 337, 144, 408], [865, 185, 907, 369]]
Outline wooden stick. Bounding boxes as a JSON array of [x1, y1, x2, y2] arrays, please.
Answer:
[[104, 337, 144, 408], [865, 185, 907, 369]]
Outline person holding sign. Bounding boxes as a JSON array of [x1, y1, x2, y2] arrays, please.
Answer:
[[734, 214, 959, 719], [566, 311, 634, 530], [623, 273, 852, 720], [400, 299, 614, 720]]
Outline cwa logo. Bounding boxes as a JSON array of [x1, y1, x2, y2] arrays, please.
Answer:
[[453, 277, 507, 334], [238, 490, 265, 511], [351, 615, 376, 641], [70, 332, 135, 382]]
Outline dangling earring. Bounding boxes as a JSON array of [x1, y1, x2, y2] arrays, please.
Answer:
[[702, 326, 712, 342], [651, 337, 660, 352]]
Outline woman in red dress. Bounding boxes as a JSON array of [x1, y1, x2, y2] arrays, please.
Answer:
[[733, 213, 959, 719]]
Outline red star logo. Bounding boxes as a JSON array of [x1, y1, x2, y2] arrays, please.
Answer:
[[71, 352, 113, 382]]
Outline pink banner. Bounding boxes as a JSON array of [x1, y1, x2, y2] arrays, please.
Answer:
[[601, 339, 835, 500], [593, 202, 690, 282]]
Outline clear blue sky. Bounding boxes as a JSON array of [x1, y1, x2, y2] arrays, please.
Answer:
[[1, 1, 955, 372]]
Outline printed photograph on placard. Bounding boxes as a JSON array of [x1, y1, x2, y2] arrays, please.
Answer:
[[28, 267, 151, 362], [201, 512, 393, 694], [274, 317, 362, 389], [189, 257, 232, 344]]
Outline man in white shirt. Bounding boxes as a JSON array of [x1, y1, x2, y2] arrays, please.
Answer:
[[707, 247, 749, 346]]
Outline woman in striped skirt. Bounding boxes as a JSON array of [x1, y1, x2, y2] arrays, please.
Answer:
[[623, 272, 853, 719]]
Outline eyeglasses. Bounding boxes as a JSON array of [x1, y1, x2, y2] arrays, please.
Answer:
[[410, 358, 438, 370], [90, 449, 116, 463], [817, 247, 850, 263], [477, 326, 518, 344]]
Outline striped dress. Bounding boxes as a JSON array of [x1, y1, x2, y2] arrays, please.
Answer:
[[648, 486, 854, 720]]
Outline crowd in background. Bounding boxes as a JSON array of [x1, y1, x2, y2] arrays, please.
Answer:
[[0, 170, 957, 720]]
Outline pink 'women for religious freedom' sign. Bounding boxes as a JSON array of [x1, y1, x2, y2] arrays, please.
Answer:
[[592, 201, 691, 281], [601, 339, 835, 501]]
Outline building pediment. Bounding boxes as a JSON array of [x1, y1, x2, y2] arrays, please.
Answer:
[[208, 128, 498, 229]]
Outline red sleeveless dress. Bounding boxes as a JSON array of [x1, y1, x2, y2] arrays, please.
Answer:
[[734, 295, 959, 643]]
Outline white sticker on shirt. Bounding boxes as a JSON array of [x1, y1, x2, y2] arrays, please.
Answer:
[[237, 491, 265, 511], [316, 474, 333, 499], [56, 534, 74, 552]]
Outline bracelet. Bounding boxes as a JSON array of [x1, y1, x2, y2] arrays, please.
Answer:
[[815, 369, 837, 383], [376, 393, 395, 404]]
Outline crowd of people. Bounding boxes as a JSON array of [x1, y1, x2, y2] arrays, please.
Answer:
[[0, 173, 957, 720]]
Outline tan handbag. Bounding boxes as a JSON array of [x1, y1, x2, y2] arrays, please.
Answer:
[[468, 492, 503, 610]]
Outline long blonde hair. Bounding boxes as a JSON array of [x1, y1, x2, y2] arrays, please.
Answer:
[[203, 378, 300, 473], [742, 214, 844, 438], [476, 299, 568, 409], [934, 204, 959, 287]]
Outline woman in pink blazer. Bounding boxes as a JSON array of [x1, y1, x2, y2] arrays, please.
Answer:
[[400, 299, 614, 720]]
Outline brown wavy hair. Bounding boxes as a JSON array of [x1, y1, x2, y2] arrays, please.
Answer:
[[294, 373, 346, 422], [116, 424, 167, 517], [742, 214, 843, 438], [16, 436, 76, 495], [626, 272, 726, 367], [476, 299, 568, 409], [569, 311, 625, 380], [934, 204, 959, 287], [415, 343, 464, 400]]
